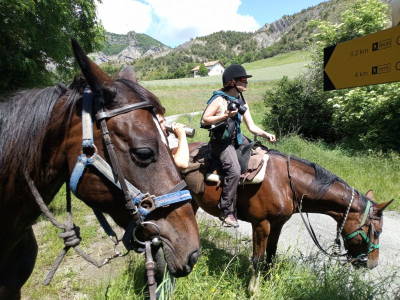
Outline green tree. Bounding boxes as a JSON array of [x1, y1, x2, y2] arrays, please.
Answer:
[[308, 0, 389, 90], [264, 0, 398, 151], [0, 0, 105, 92], [197, 63, 209, 76]]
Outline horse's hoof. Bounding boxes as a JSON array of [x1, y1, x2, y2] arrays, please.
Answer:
[[248, 271, 260, 295]]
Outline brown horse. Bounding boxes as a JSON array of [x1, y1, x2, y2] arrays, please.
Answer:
[[186, 142, 393, 278], [0, 39, 200, 299]]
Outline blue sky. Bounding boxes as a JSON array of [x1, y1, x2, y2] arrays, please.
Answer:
[[238, 0, 328, 27], [97, 0, 328, 48]]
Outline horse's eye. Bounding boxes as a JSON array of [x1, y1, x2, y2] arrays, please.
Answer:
[[131, 148, 155, 166]]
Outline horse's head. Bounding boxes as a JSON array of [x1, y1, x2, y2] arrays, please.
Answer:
[[342, 190, 393, 269], [64, 38, 200, 277]]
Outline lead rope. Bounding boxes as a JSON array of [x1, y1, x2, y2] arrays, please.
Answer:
[[25, 171, 126, 285]]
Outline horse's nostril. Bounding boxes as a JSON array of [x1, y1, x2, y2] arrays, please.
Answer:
[[189, 250, 199, 267]]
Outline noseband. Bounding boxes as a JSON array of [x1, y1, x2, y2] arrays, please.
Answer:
[[340, 198, 380, 263], [287, 155, 379, 264], [70, 86, 191, 251]]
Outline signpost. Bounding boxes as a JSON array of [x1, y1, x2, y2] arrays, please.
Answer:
[[393, 0, 400, 27], [324, 25, 400, 91]]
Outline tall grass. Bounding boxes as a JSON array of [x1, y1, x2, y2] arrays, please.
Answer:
[[83, 219, 400, 299]]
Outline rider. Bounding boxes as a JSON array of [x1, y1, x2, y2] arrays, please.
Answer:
[[156, 107, 189, 170], [200, 64, 276, 228]]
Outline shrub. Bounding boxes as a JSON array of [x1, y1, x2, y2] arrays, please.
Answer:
[[329, 84, 400, 151], [263, 76, 336, 141]]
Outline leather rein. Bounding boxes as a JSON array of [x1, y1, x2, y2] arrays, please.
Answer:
[[286, 155, 379, 264]]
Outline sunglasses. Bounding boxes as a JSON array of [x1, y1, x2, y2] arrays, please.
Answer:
[[236, 77, 248, 84]]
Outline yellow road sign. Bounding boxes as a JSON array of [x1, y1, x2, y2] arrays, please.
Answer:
[[324, 26, 400, 91]]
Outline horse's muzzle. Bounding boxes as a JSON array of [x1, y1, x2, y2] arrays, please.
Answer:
[[174, 250, 200, 278]]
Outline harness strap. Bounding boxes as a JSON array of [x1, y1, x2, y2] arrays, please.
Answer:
[[342, 200, 379, 255], [287, 156, 348, 260], [98, 115, 137, 212], [145, 241, 157, 300], [92, 209, 118, 240], [71, 86, 192, 258], [166, 179, 187, 194], [95, 102, 153, 120], [287, 155, 379, 262], [82, 87, 95, 147]]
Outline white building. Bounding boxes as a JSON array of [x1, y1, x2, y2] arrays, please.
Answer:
[[191, 60, 225, 77]]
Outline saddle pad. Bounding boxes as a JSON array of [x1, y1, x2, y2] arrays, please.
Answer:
[[205, 153, 269, 185]]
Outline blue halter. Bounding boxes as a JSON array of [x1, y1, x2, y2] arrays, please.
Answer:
[[70, 87, 191, 250]]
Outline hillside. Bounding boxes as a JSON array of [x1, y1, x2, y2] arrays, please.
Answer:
[[90, 31, 170, 65], [97, 0, 392, 80]]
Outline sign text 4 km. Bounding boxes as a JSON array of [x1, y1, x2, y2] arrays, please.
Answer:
[[324, 26, 400, 91]]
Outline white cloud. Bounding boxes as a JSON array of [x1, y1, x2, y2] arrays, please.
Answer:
[[96, 0, 259, 47], [96, 0, 152, 34]]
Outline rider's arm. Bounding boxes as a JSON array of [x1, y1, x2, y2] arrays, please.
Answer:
[[242, 105, 276, 142], [171, 123, 189, 169], [201, 97, 238, 126]]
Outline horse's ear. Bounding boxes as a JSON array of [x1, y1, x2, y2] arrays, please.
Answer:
[[376, 199, 394, 213], [114, 66, 137, 82], [70, 37, 112, 92], [366, 189, 375, 200]]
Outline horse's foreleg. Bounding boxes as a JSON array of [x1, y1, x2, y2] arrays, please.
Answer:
[[251, 220, 270, 270], [265, 223, 285, 267], [249, 220, 270, 295], [0, 228, 38, 300]]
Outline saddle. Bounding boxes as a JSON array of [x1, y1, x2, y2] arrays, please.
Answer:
[[180, 142, 269, 194]]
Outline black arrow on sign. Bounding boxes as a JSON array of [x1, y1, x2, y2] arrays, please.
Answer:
[[324, 45, 336, 91]]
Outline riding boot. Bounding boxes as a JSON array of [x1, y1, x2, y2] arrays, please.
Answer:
[[218, 198, 239, 228]]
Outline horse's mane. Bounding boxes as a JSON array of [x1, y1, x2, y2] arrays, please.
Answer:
[[267, 149, 369, 211], [0, 77, 84, 193], [0, 74, 163, 196]]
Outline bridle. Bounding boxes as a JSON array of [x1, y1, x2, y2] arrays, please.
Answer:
[[340, 197, 380, 264], [71, 84, 191, 246], [69, 84, 191, 299], [287, 155, 380, 264], [25, 82, 190, 299]]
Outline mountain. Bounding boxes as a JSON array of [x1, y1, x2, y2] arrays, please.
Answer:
[[90, 31, 170, 65], [96, 0, 392, 80]]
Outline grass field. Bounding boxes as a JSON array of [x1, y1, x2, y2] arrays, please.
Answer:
[[139, 51, 310, 116]]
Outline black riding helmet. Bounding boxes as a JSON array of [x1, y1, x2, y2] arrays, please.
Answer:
[[222, 64, 252, 85]]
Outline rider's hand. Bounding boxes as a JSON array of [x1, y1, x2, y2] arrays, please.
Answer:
[[172, 122, 186, 139], [265, 133, 276, 142], [226, 109, 238, 119]]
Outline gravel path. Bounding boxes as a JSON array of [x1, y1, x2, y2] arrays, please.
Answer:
[[196, 209, 400, 296], [166, 114, 400, 293]]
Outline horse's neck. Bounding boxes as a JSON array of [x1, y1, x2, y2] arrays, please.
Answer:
[[299, 181, 355, 222]]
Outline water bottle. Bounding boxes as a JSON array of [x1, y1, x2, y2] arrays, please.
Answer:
[[166, 124, 195, 138]]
